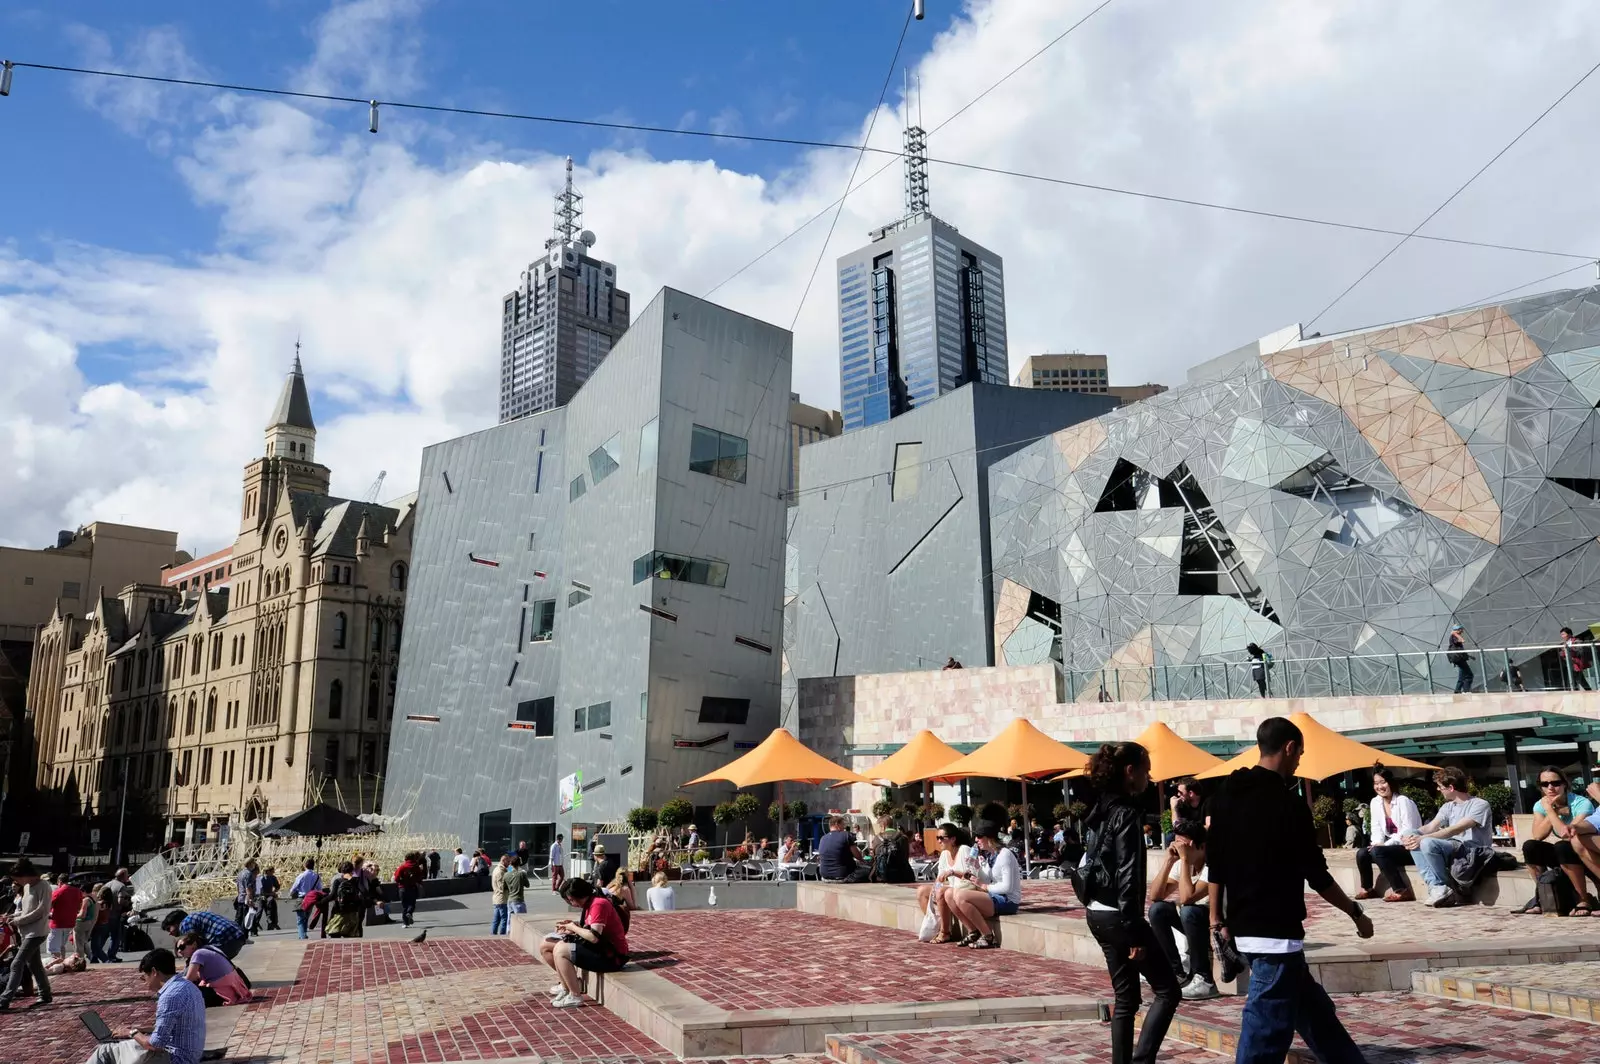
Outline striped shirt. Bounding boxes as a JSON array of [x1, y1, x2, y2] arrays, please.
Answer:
[[149, 975, 207, 1064]]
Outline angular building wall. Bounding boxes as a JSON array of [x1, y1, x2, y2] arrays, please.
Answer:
[[387, 289, 789, 845], [987, 286, 1600, 695], [784, 384, 1117, 723]]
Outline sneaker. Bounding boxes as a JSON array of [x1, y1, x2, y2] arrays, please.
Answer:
[[548, 985, 565, 997], [1424, 885, 1451, 907], [1181, 975, 1219, 1000], [552, 991, 585, 1008]]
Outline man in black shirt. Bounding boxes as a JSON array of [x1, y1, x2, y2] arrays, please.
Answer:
[[1208, 717, 1373, 1064], [818, 817, 869, 882]]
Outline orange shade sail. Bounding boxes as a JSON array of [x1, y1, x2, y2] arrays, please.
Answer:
[[1195, 712, 1434, 782], [1054, 721, 1222, 782], [681, 728, 875, 788], [908, 718, 1088, 782], [855, 730, 966, 787]]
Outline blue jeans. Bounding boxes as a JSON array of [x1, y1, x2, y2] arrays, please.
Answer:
[[510, 900, 527, 915], [490, 903, 508, 935], [1410, 836, 1462, 889], [296, 906, 311, 939], [1237, 952, 1364, 1064]]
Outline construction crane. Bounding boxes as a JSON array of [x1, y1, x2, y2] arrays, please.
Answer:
[[364, 470, 386, 502]]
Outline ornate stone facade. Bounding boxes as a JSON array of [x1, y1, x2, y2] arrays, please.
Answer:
[[26, 359, 413, 843]]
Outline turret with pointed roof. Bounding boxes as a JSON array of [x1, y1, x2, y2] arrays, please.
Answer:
[[265, 350, 317, 461], [245, 349, 331, 533]]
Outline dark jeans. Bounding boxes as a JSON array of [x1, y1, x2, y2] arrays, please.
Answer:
[[1253, 670, 1267, 696], [107, 912, 127, 961], [1574, 669, 1593, 691], [1524, 837, 1588, 873], [234, 900, 252, 929], [1355, 845, 1413, 894], [262, 899, 279, 931], [1086, 911, 1180, 1064], [1237, 951, 1364, 1064], [1453, 661, 1473, 693], [0, 934, 50, 1005], [89, 923, 114, 962], [824, 867, 872, 884], [400, 887, 419, 926], [1147, 899, 1210, 981]]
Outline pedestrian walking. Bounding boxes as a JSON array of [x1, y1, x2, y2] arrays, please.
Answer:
[[549, 834, 566, 893], [427, 850, 441, 879], [1447, 624, 1472, 694], [289, 859, 322, 940], [1208, 717, 1374, 1063], [0, 858, 52, 1009], [1246, 643, 1271, 697], [394, 852, 426, 928], [1561, 627, 1593, 691], [257, 866, 281, 931], [105, 868, 134, 963], [233, 859, 259, 930]]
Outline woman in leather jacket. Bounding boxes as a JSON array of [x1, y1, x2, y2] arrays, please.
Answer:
[[1082, 741, 1180, 1064]]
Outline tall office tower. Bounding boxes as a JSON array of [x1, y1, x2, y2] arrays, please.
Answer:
[[499, 158, 632, 423], [836, 119, 1007, 431]]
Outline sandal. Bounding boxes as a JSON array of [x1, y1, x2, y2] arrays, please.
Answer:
[[1352, 889, 1379, 901], [1569, 902, 1594, 918], [1383, 889, 1415, 903], [958, 932, 982, 947], [1509, 897, 1541, 915], [969, 934, 999, 950], [931, 932, 952, 944]]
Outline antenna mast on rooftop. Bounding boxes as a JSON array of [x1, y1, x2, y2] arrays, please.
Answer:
[[903, 70, 929, 221], [546, 156, 584, 250]]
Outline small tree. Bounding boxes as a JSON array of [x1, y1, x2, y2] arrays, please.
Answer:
[[768, 801, 787, 824], [732, 792, 762, 840], [949, 803, 974, 827], [1400, 784, 1439, 823], [626, 806, 659, 834], [1067, 801, 1088, 823], [871, 797, 896, 820], [920, 801, 945, 826], [658, 797, 694, 834], [1052, 803, 1071, 825], [1476, 783, 1514, 824], [712, 801, 737, 846], [786, 800, 808, 821]]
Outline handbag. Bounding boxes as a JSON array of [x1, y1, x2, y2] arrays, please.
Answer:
[[916, 905, 939, 943], [1069, 809, 1113, 907], [1537, 868, 1577, 916]]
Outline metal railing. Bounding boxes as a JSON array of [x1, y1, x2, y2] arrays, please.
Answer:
[[1061, 641, 1596, 704]]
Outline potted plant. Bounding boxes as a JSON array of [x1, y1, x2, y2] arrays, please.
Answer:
[[658, 797, 694, 838], [626, 806, 659, 834], [731, 792, 762, 841], [949, 803, 974, 827]]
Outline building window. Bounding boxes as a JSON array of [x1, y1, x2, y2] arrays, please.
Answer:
[[588, 433, 622, 486], [573, 705, 587, 731], [568, 582, 592, 608], [167, 698, 177, 738], [689, 424, 748, 483], [191, 636, 202, 675], [324, 738, 340, 777], [185, 695, 197, 736], [200, 748, 213, 785], [390, 562, 407, 592], [587, 701, 611, 730], [136, 650, 148, 687], [370, 618, 384, 653], [570, 474, 587, 501], [329, 679, 343, 719], [515, 696, 555, 736], [530, 599, 556, 642], [892, 442, 923, 501], [367, 673, 380, 720], [390, 620, 403, 653], [204, 691, 217, 733], [386, 667, 396, 720], [333, 612, 347, 649], [699, 696, 750, 725], [362, 739, 377, 776], [62, 581, 81, 600], [639, 417, 658, 471], [633, 550, 728, 588]]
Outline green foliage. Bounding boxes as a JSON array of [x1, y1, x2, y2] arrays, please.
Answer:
[[1476, 783, 1514, 823], [871, 797, 896, 819], [1159, 809, 1173, 835], [922, 801, 945, 822], [625, 806, 659, 834], [1342, 798, 1364, 824], [768, 801, 787, 824], [786, 800, 808, 821], [712, 801, 737, 826], [1067, 801, 1088, 822], [1400, 784, 1439, 822], [949, 803, 974, 826], [1311, 795, 1338, 831], [657, 797, 694, 831], [731, 792, 762, 821], [692, 849, 710, 863], [1007, 802, 1036, 824], [1052, 803, 1071, 825]]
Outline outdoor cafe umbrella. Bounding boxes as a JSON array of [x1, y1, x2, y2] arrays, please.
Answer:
[[844, 729, 967, 847], [683, 728, 874, 858], [905, 718, 1090, 868], [1055, 721, 1223, 783], [1195, 712, 1434, 781]]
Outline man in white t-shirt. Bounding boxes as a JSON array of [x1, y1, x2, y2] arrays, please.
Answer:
[[1146, 819, 1216, 1000], [452, 848, 472, 877], [1401, 766, 1494, 906]]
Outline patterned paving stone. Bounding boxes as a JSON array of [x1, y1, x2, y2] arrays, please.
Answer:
[[827, 1021, 1222, 1064], [623, 909, 1110, 1010], [1415, 961, 1600, 1021], [0, 964, 162, 1064]]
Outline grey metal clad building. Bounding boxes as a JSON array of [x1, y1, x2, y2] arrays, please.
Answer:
[[783, 383, 1117, 722], [388, 288, 791, 847], [836, 124, 1008, 432], [499, 159, 632, 423]]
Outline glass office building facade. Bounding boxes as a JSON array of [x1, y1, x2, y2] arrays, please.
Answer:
[[837, 216, 1008, 432]]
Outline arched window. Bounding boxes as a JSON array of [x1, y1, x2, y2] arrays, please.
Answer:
[[205, 690, 217, 733], [386, 666, 397, 719], [167, 698, 178, 738], [329, 679, 343, 719], [390, 562, 407, 592], [136, 649, 148, 687], [130, 704, 143, 742], [370, 618, 384, 653], [390, 619, 402, 653], [333, 612, 347, 649], [185, 694, 197, 736], [367, 672, 380, 720]]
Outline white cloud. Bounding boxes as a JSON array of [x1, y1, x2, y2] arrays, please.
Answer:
[[6, 0, 1600, 558]]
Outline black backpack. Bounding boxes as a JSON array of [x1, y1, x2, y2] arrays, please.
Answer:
[[1537, 868, 1578, 916]]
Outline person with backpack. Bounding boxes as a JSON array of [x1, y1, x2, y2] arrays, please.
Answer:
[[1077, 741, 1179, 1064], [1511, 767, 1599, 915], [324, 862, 369, 938], [394, 852, 427, 928], [1561, 627, 1593, 691], [1246, 643, 1272, 697], [869, 819, 916, 884], [1447, 624, 1473, 694]]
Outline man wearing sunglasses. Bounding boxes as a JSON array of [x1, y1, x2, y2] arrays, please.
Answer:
[[1512, 768, 1600, 915]]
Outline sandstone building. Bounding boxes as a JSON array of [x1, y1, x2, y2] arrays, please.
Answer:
[[26, 358, 413, 845]]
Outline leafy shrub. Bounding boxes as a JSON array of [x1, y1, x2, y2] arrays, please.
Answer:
[[949, 803, 974, 826], [786, 800, 808, 820], [658, 797, 694, 831], [1476, 783, 1514, 823], [871, 797, 896, 819], [625, 807, 659, 834]]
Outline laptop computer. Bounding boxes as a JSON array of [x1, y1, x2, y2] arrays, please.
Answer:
[[79, 1010, 118, 1044]]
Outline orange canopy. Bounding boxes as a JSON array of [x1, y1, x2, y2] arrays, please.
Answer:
[[1055, 721, 1222, 782], [1195, 712, 1434, 782], [908, 718, 1088, 782], [681, 728, 875, 788], [854, 730, 966, 786]]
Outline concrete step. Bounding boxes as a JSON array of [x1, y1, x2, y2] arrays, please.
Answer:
[[1412, 961, 1600, 1023]]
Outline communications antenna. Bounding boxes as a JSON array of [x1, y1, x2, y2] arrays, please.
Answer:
[[903, 70, 929, 220], [546, 156, 584, 250]]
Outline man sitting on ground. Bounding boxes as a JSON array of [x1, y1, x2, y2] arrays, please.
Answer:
[[81, 948, 205, 1064], [160, 908, 248, 959], [1401, 767, 1494, 907], [818, 816, 871, 883], [1147, 819, 1217, 999], [1513, 767, 1599, 915]]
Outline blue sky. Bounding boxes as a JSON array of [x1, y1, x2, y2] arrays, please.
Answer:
[[6, 0, 1600, 553]]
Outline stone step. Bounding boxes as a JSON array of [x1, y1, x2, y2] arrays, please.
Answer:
[[826, 1020, 1232, 1064], [1412, 961, 1600, 1023]]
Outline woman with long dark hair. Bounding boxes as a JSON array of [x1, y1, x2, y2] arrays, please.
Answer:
[[1081, 741, 1180, 1064]]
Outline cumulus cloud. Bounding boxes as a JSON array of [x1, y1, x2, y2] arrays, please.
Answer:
[[5, 0, 1600, 557]]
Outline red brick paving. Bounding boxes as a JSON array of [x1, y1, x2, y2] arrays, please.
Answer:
[[260, 940, 525, 1004], [623, 909, 1109, 1010], [829, 1022, 1223, 1064], [0, 965, 158, 1064]]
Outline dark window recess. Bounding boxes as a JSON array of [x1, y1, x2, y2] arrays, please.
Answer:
[[587, 701, 611, 729], [570, 474, 587, 501], [583, 775, 606, 791], [699, 696, 750, 725], [406, 714, 441, 723], [620, 765, 633, 776], [640, 604, 678, 622], [442, 471, 453, 493], [531, 599, 556, 641], [633, 550, 729, 587], [506, 660, 519, 686], [568, 582, 592, 608], [534, 452, 543, 494], [515, 696, 555, 736], [1551, 476, 1600, 500], [734, 634, 773, 654], [674, 733, 729, 749], [518, 607, 527, 644], [574, 706, 587, 731], [689, 424, 749, 483]]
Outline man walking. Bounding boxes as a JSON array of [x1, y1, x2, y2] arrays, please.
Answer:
[[394, 852, 427, 928], [1208, 717, 1374, 1063], [1561, 627, 1593, 691], [1447, 624, 1472, 694], [234, 858, 259, 930], [0, 858, 52, 1009], [549, 834, 565, 893], [105, 867, 134, 963], [427, 850, 441, 879]]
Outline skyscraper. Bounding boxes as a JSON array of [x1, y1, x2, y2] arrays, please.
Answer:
[[499, 159, 632, 422], [836, 122, 1007, 431]]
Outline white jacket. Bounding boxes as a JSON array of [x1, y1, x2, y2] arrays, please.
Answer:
[[1369, 793, 1421, 846]]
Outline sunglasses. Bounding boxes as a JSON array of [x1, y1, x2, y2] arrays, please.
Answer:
[[1541, 780, 1567, 788], [935, 835, 951, 841]]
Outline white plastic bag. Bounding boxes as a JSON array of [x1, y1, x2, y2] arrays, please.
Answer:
[[917, 907, 939, 942]]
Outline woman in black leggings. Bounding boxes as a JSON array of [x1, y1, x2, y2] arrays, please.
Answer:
[[1081, 741, 1181, 1064]]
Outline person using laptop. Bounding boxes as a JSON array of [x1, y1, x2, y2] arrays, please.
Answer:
[[81, 948, 205, 1064]]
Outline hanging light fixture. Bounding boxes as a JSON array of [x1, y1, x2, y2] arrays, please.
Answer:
[[914, 0, 925, 19], [1, 60, 14, 97], [369, 100, 379, 134]]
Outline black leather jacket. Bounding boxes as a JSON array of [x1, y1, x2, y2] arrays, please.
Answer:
[[1084, 794, 1149, 926]]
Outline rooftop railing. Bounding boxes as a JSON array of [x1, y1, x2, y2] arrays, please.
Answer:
[[1060, 641, 1596, 704]]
